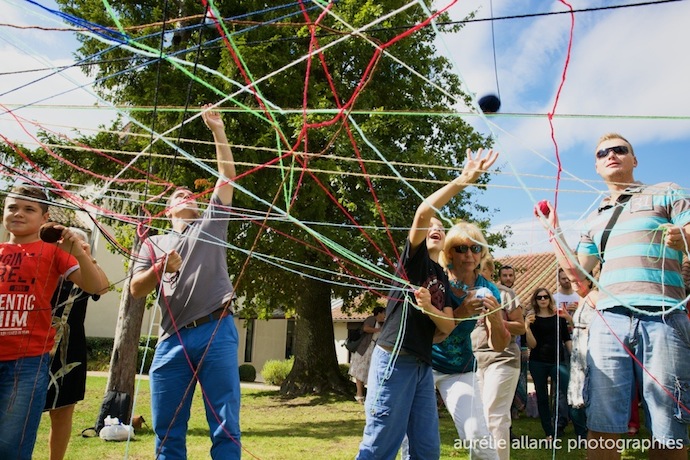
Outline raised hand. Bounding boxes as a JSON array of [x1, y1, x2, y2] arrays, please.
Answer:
[[457, 148, 499, 185], [201, 103, 225, 133]]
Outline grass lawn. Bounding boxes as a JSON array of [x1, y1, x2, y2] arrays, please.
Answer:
[[32, 376, 655, 459]]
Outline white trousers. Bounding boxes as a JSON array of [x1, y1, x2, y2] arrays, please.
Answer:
[[476, 363, 520, 460]]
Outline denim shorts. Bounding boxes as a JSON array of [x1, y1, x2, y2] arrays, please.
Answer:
[[585, 308, 690, 445], [0, 354, 50, 460]]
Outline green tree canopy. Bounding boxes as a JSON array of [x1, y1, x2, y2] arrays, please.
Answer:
[[39, 0, 503, 395]]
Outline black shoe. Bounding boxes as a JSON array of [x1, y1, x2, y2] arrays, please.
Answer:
[[556, 427, 565, 437]]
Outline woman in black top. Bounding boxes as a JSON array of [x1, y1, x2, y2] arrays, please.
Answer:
[[525, 287, 572, 439]]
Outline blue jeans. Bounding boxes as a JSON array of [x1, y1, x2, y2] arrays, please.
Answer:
[[586, 308, 690, 444], [150, 316, 241, 459], [529, 360, 570, 437], [357, 346, 439, 460], [0, 354, 50, 460]]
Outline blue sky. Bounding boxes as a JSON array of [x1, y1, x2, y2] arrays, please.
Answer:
[[437, 0, 690, 256], [2, 0, 690, 258]]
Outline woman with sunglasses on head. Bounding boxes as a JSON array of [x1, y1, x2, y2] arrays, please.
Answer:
[[525, 288, 572, 440], [434, 222, 521, 460]]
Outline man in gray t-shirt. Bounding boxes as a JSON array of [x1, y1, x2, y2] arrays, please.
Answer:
[[130, 104, 240, 459]]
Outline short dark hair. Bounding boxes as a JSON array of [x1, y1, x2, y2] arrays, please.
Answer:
[[498, 265, 513, 275], [7, 185, 49, 213], [373, 306, 385, 316]]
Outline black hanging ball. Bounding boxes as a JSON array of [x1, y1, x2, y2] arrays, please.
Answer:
[[478, 94, 501, 113]]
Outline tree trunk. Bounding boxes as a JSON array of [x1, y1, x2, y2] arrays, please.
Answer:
[[280, 277, 354, 398], [103, 240, 146, 422]]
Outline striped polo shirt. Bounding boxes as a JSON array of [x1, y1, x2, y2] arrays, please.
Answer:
[[577, 182, 690, 311]]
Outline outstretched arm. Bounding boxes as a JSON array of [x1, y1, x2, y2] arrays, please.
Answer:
[[535, 201, 598, 297], [409, 148, 499, 249], [202, 104, 235, 206], [59, 227, 110, 294]]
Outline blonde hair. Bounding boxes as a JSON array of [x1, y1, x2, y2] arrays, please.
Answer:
[[481, 255, 495, 280], [596, 133, 635, 157], [439, 221, 489, 270]]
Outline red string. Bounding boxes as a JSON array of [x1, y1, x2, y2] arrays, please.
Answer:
[[547, 0, 574, 212]]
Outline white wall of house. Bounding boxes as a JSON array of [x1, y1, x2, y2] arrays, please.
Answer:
[[82, 220, 159, 339], [333, 322, 352, 365], [237, 317, 289, 382]]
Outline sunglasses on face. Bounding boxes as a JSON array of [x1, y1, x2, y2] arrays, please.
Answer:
[[595, 145, 629, 159], [535, 294, 550, 300], [453, 244, 482, 254]]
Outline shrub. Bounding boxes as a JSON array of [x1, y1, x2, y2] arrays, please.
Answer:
[[137, 346, 155, 374], [139, 335, 158, 349], [261, 357, 294, 386], [339, 363, 350, 379], [85, 337, 114, 371], [238, 364, 257, 382], [85, 336, 159, 373]]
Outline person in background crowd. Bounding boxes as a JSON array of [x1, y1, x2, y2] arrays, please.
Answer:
[[556, 272, 596, 441], [45, 228, 109, 460], [525, 288, 572, 440], [348, 306, 386, 403], [551, 267, 580, 435]]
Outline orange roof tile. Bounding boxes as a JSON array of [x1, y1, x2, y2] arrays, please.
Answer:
[[497, 252, 560, 305], [331, 299, 369, 322], [49, 205, 91, 230]]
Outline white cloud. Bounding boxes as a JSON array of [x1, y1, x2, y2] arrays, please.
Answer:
[[490, 216, 581, 259], [0, 1, 115, 146], [1, 50, 114, 146]]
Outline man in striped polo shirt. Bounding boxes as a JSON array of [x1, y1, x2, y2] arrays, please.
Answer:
[[539, 133, 690, 459]]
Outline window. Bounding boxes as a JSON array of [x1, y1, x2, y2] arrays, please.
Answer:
[[244, 319, 255, 363], [285, 319, 296, 359]]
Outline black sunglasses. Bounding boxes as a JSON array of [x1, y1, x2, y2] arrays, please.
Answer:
[[596, 145, 629, 159], [535, 294, 550, 300], [453, 244, 482, 254]]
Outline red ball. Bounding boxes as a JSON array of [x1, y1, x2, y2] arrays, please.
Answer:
[[536, 200, 550, 217]]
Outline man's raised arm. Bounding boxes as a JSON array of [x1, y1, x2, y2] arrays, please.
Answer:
[[202, 104, 235, 206]]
